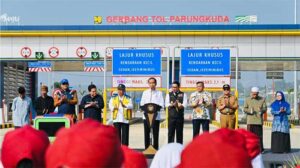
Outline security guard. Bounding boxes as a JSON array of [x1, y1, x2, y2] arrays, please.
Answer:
[[216, 84, 238, 129], [109, 84, 133, 146]]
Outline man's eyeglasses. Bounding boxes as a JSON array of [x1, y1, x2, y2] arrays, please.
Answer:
[[62, 83, 69, 85]]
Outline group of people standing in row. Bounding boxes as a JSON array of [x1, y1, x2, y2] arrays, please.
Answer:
[[12, 77, 291, 153]]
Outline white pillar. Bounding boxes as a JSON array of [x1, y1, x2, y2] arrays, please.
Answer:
[[235, 47, 239, 92], [294, 62, 298, 119]]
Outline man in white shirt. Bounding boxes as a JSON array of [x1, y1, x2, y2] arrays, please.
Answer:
[[109, 84, 133, 146], [165, 81, 187, 144], [140, 77, 164, 150]]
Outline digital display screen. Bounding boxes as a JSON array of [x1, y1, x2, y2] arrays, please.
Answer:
[[38, 122, 66, 137]]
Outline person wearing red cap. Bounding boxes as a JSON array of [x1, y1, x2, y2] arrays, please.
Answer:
[[46, 119, 124, 168], [1, 126, 50, 168], [177, 128, 252, 168], [236, 129, 263, 168], [121, 145, 147, 168]]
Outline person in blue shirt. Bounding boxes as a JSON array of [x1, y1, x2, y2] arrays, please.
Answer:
[[12, 86, 35, 128], [270, 91, 291, 153], [80, 84, 104, 122], [54, 79, 78, 124]]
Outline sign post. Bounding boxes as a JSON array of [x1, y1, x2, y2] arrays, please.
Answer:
[[112, 49, 162, 87], [28, 61, 52, 72], [180, 49, 231, 88], [84, 61, 104, 72]]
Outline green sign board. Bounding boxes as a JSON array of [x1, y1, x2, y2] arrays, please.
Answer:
[[35, 52, 44, 60], [91, 52, 100, 60]]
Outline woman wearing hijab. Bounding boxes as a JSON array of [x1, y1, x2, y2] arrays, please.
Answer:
[[150, 143, 183, 168], [271, 91, 291, 153]]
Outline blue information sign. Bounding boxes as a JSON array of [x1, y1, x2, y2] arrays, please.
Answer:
[[181, 49, 230, 76], [113, 49, 161, 75], [84, 61, 104, 67], [28, 61, 52, 68]]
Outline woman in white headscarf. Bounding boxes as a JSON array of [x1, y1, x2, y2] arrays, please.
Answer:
[[150, 143, 183, 168]]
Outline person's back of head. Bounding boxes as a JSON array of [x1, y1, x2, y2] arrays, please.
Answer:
[[177, 128, 252, 168], [17, 159, 33, 168], [46, 119, 124, 168], [1, 126, 50, 168], [121, 145, 147, 168], [150, 143, 183, 168]]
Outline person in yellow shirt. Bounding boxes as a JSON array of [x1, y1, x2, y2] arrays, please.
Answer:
[[109, 84, 133, 146]]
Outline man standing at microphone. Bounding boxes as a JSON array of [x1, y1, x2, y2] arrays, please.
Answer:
[[140, 77, 164, 150]]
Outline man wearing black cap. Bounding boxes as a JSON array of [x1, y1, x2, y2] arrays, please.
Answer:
[[216, 84, 238, 129], [80, 84, 104, 122], [109, 84, 133, 146]]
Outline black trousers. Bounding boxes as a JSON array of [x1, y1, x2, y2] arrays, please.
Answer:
[[168, 117, 184, 144], [84, 111, 101, 123], [247, 124, 264, 152], [192, 119, 209, 138], [144, 119, 160, 150], [271, 132, 291, 153], [114, 122, 129, 146]]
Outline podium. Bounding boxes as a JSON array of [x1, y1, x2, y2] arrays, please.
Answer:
[[141, 103, 161, 155]]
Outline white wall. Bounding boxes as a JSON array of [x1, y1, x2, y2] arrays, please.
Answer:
[[1, 36, 300, 59]]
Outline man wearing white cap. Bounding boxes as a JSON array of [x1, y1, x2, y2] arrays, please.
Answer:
[[243, 87, 267, 152]]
